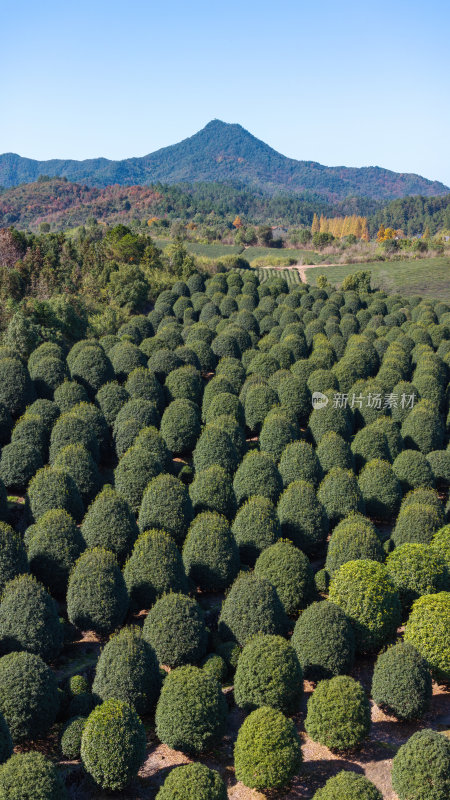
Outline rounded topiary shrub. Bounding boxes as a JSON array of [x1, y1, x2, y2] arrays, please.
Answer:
[[393, 449, 435, 492], [182, 512, 240, 592], [431, 525, 450, 571], [234, 634, 303, 714], [67, 548, 128, 637], [392, 503, 443, 546], [358, 459, 402, 520], [189, 465, 236, 519], [49, 411, 99, 464], [386, 543, 448, 611], [160, 398, 200, 454], [165, 365, 202, 404], [329, 560, 401, 653], [401, 400, 445, 454], [404, 592, 450, 681], [291, 600, 355, 680], [351, 426, 390, 471], [0, 752, 68, 800], [278, 480, 328, 554], [202, 653, 227, 682], [143, 593, 207, 667], [325, 513, 384, 576], [27, 507, 83, 596], [316, 431, 353, 473], [0, 441, 43, 493], [371, 641, 432, 720], [259, 411, 300, 462], [193, 426, 238, 474], [27, 466, 84, 523], [391, 729, 450, 800], [0, 358, 35, 417], [244, 383, 279, 432], [30, 355, 68, 399], [0, 574, 63, 662], [0, 522, 28, 594], [0, 651, 58, 741], [254, 540, 314, 615], [11, 413, 48, 456], [312, 771, 382, 800], [305, 674, 371, 751], [234, 705, 302, 791], [156, 763, 227, 800], [155, 665, 227, 754], [125, 367, 164, 411], [123, 529, 188, 611], [92, 626, 160, 714], [96, 381, 129, 426], [218, 572, 287, 646], [279, 440, 322, 487], [114, 438, 167, 515], [81, 698, 146, 791], [110, 341, 147, 382], [53, 443, 100, 506], [277, 373, 311, 422], [138, 473, 193, 546], [61, 715, 86, 759], [233, 451, 282, 506], [54, 380, 89, 413], [232, 495, 280, 566], [309, 395, 352, 445], [70, 345, 114, 397], [81, 486, 138, 563], [205, 391, 245, 427], [317, 467, 365, 526]]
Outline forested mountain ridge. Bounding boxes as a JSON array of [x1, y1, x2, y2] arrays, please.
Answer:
[[1, 120, 448, 201]]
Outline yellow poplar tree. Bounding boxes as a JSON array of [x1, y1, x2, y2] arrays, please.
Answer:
[[311, 213, 320, 234]]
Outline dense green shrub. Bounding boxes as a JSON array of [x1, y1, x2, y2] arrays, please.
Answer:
[[393, 449, 435, 492], [0, 752, 68, 800], [318, 467, 365, 526], [11, 413, 48, 456], [143, 593, 207, 667], [0, 358, 35, 417], [53, 443, 100, 506], [125, 367, 164, 411], [155, 665, 227, 754], [0, 651, 58, 741], [114, 433, 168, 514], [233, 451, 282, 505], [351, 426, 390, 471], [392, 502, 443, 546], [49, 411, 99, 464], [113, 397, 159, 444], [192, 425, 238, 474], [234, 705, 302, 791], [231, 495, 280, 565], [305, 674, 371, 750], [401, 400, 445, 454], [400, 487, 445, 519], [0, 572, 62, 661], [216, 356, 246, 392], [70, 344, 114, 398], [427, 449, 450, 486], [254, 540, 314, 615], [156, 763, 227, 800], [189, 465, 236, 518], [391, 729, 450, 800], [291, 600, 355, 680], [386, 543, 448, 610], [60, 715, 87, 759], [325, 514, 384, 576], [165, 365, 202, 404], [312, 771, 382, 800], [316, 431, 353, 472], [259, 410, 300, 461], [205, 392, 245, 428], [309, 394, 352, 444], [202, 653, 227, 682], [244, 383, 278, 431], [27, 466, 84, 523], [329, 560, 401, 652], [81, 698, 146, 791], [371, 416, 403, 460], [54, 380, 89, 413], [182, 512, 239, 592], [0, 523, 28, 595], [123, 529, 187, 610], [218, 572, 287, 645], [81, 485, 138, 563], [160, 398, 200, 453], [0, 441, 43, 493], [279, 440, 322, 487], [138, 474, 193, 545], [0, 713, 12, 766], [110, 340, 147, 381], [277, 373, 311, 422], [404, 592, 450, 680], [92, 626, 160, 714], [148, 348, 182, 381], [67, 548, 128, 636], [358, 458, 402, 520], [29, 355, 68, 399], [0, 404, 12, 446], [0, 481, 6, 524], [234, 635, 303, 713], [96, 381, 129, 426], [278, 480, 328, 554], [187, 338, 216, 372], [371, 641, 432, 720], [431, 524, 450, 570]]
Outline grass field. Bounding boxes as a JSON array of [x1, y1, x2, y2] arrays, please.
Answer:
[[243, 246, 324, 265], [306, 256, 450, 301], [152, 239, 324, 265]]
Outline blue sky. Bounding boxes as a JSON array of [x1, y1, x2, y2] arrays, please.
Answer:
[[2, 0, 450, 184]]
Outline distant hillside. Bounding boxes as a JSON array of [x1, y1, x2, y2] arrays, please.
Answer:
[[370, 194, 450, 236], [1, 120, 448, 202]]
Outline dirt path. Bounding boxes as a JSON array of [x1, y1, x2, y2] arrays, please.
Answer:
[[257, 262, 344, 283]]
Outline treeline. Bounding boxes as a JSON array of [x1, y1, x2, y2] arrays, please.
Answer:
[[370, 194, 450, 237]]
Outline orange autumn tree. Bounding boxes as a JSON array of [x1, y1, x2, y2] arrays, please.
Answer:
[[232, 216, 243, 229]]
